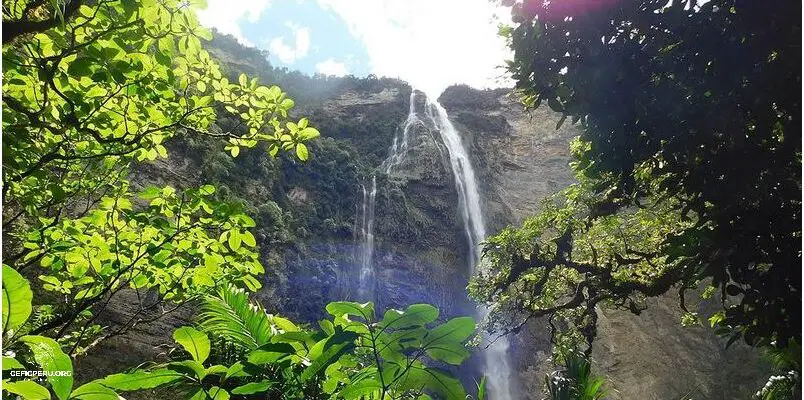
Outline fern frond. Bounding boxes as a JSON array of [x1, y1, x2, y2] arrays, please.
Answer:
[[196, 285, 274, 350]]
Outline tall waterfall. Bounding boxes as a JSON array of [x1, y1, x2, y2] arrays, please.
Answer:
[[357, 92, 421, 298], [424, 97, 515, 400], [355, 91, 514, 399]]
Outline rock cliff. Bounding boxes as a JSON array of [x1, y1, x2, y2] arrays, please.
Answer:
[[74, 34, 770, 399], [436, 85, 770, 399]]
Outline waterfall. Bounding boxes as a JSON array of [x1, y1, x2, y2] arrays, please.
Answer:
[[355, 91, 515, 399], [357, 92, 420, 299], [424, 97, 515, 400], [381, 92, 422, 174], [357, 175, 377, 299]]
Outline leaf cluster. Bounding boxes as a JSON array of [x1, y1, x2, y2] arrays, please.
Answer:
[[488, 0, 801, 350]]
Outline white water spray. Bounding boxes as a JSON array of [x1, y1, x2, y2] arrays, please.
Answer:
[[355, 91, 515, 399], [357, 92, 421, 298], [357, 175, 377, 299], [381, 92, 422, 174], [424, 97, 514, 400]]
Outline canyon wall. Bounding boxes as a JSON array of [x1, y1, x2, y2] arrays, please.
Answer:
[[75, 35, 770, 399]]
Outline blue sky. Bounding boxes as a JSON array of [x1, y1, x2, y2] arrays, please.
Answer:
[[196, 0, 512, 96]]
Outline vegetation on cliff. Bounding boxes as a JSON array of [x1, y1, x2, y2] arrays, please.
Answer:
[[1, 0, 477, 399], [474, 0, 800, 397]]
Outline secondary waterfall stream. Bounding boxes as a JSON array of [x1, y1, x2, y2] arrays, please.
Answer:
[[357, 92, 420, 299], [356, 175, 377, 299], [356, 90, 514, 399]]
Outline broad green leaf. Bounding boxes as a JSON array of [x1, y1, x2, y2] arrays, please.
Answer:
[[224, 362, 248, 380], [325, 301, 374, 321], [394, 365, 466, 400], [230, 380, 273, 395], [241, 231, 256, 247], [20, 335, 73, 400], [426, 341, 471, 365], [3, 265, 33, 333], [376, 327, 427, 360], [301, 127, 320, 140], [246, 343, 295, 365], [99, 369, 183, 390], [301, 331, 358, 382], [168, 360, 206, 380], [173, 327, 210, 363], [205, 365, 228, 376], [69, 382, 118, 400], [378, 304, 439, 330], [199, 184, 215, 195], [3, 379, 51, 400], [66, 57, 94, 76], [227, 230, 242, 251], [423, 317, 475, 347]]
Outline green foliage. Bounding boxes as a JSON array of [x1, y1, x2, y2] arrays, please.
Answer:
[[487, 0, 800, 352], [754, 341, 801, 399], [3, 0, 313, 221], [2, 0, 321, 398], [19, 335, 73, 399], [543, 349, 607, 400], [472, 170, 693, 349], [196, 285, 288, 350], [2, 264, 33, 335], [27, 184, 264, 302], [3, 0, 318, 360], [90, 287, 477, 399], [3, 380, 51, 400], [174, 327, 212, 364], [0, 270, 105, 400]]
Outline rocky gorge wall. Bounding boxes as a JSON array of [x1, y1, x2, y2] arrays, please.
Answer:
[[436, 86, 771, 399], [73, 34, 771, 398]]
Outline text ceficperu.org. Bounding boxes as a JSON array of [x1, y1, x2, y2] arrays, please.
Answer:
[[6, 370, 73, 377]]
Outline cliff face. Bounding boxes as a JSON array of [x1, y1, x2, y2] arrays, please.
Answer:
[[436, 86, 770, 399], [76, 35, 769, 399]]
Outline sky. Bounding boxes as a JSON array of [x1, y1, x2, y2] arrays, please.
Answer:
[[196, 0, 513, 96]]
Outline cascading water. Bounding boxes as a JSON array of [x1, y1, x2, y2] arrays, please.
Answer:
[[424, 97, 515, 400], [355, 90, 514, 399], [381, 92, 421, 174], [357, 175, 377, 299], [356, 92, 422, 299]]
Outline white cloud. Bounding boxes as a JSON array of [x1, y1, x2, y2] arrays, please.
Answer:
[[316, 59, 349, 76], [316, 0, 513, 96], [196, 0, 271, 46], [268, 21, 311, 64]]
